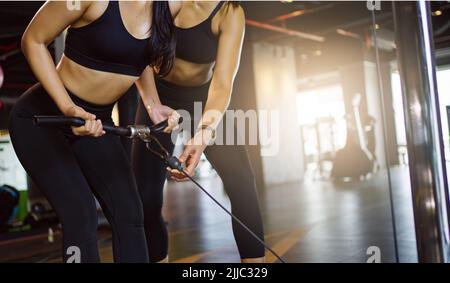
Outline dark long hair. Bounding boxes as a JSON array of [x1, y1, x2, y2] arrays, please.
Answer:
[[148, 1, 176, 77]]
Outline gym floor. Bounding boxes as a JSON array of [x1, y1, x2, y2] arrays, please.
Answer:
[[0, 166, 416, 263]]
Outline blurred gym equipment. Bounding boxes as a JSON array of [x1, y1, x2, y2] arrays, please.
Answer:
[[332, 94, 375, 179]]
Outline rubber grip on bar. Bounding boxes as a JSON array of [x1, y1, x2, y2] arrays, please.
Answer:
[[33, 115, 131, 137]]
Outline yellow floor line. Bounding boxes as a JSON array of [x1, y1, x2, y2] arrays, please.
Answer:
[[172, 228, 308, 263], [266, 227, 308, 263], [172, 247, 230, 263], [46, 227, 310, 263]]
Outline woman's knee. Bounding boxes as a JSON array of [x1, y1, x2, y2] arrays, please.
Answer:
[[142, 196, 164, 222], [137, 180, 165, 221], [112, 193, 145, 227], [223, 173, 258, 200], [59, 206, 98, 240]]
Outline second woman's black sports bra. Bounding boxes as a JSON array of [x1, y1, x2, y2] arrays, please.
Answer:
[[64, 1, 151, 77], [175, 1, 225, 64]]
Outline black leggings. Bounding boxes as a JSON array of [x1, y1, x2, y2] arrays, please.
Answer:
[[132, 79, 265, 262], [8, 84, 148, 263]]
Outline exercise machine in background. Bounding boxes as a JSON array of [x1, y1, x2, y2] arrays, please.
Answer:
[[332, 94, 377, 181]]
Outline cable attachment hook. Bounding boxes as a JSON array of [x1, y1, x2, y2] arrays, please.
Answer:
[[144, 135, 184, 172], [127, 125, 152, 141]]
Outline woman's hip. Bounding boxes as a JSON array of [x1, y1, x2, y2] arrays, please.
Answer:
[[156, 78, 210, 113], [10, 83, 115, 121]]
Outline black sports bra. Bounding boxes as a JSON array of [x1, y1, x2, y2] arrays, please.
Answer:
[[175, 1, 225, 64], [64, 1, 151, 77]]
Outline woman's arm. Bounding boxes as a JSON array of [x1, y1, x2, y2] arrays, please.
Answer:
[[135, 66, 162, 107], [198, 4, 245, 133], [172, 4, 246, 181], [133, 1, 181, 132], [135, 67, 179, 132], [22, 1, 90, 114], [22, 1, 103, 136]]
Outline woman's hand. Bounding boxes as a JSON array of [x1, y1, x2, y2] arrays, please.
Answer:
[[167, 129, 213, 181], [147, 104, 180, 133], [64, 105, 105, 137]]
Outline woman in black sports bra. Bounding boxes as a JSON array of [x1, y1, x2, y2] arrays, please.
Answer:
[[132, 1, 266, 263], [8, 1, 181, 263]]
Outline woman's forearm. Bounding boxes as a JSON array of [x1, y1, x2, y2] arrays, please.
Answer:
[[22, 37, 74, 114], [137, 86, 162, 108], [198, 84, 232, 131], [135, 67, 179, 132], [198, 4, 245, 133], [136, 67, 162, 109]]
